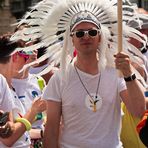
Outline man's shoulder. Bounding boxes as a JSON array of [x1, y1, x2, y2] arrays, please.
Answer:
[[0, 74, 9, 89], [103, 67, 117, 75], [0, 74, 6, 82], [47, 65, 74, 85]]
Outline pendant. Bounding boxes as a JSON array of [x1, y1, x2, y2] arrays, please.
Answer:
[[85, 93, 102, 112]]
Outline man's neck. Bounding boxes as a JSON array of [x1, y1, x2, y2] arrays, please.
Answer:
[[74, 56, 99, 75]]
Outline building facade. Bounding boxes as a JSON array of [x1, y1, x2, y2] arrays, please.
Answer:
[[0, 0, 147, 35], [0, 0, 16, 35], [0, 0, 41, 35], [130, 0, 148, 10]]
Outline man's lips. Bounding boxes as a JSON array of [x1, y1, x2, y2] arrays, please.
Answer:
[[80, 42, 92, 45]]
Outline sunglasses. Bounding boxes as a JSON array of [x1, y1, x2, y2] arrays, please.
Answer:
[[17, 51, 29, 61], [71, 28, 101, 38]]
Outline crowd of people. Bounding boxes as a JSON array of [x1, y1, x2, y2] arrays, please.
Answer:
[[0, 0, 148, 148]]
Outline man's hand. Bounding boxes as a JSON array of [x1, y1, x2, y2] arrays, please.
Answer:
[[114, 52, 132, 77]]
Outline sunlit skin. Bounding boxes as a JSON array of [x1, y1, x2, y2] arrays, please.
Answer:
[[71, 22, 101, 75], [12, 50, 38, 79], [13, 53, 27, 74], [71, 22, 101, 57]]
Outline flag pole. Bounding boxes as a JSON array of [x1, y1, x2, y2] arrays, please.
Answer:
[[117, 0, 123, 76], [118, 0, 123, 52]]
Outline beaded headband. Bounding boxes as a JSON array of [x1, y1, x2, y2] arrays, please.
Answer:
[[70, 11, 101, 31]]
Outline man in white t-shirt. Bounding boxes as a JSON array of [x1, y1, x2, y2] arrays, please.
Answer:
[[0, 33, 46, 148], [10, 1, 146, 147], [42, 10, 146, 148]]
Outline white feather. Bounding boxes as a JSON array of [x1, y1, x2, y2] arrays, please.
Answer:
[[11, 0, 148, 76], [36, 62, 55, 77]]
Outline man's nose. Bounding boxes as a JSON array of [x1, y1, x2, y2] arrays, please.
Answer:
[[83, 32, 89, 38]]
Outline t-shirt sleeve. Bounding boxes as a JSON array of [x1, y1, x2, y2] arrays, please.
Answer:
[[118, 77, 127, 93], [0, 75, 14, 112], [42, 72, 61, 102]]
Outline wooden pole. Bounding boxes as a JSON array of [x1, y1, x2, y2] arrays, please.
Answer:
[[117, 0, 123, 76], [118, 0, 123, 52]]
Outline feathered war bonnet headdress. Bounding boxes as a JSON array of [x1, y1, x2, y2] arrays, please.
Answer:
[[10, 0, 148, 76]]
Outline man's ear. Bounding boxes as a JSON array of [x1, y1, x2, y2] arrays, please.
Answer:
[[98, 35, 101, 42]]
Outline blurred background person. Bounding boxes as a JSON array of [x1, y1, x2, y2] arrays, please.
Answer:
[[121, 8, 148, 148], [0, 33, 46, 147]]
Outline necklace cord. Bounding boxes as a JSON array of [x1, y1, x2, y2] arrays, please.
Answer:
[[74, 65, 101, 101]]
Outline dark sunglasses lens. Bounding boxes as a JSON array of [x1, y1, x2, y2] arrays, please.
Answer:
[[88, 30, 98, 36], [76, 31, 85, 38]]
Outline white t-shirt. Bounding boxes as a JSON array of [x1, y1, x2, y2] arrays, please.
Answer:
[[43, 64, 126, 148], [12, 74, 45, 128], [0, 82, 31, 148], [12, 74, 43, 111], [0, 74, 14, 112], [10, 90, 31, 148]]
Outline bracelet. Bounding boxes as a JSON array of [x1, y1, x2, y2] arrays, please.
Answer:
[[16, 118, 31, 131], [124, 73, 136, 82], [35, 113, 43, 121]]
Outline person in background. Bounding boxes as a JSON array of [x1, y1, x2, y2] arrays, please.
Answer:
[[120, 8, 148, 148], [0, 33, 16, 115], [128, 8, 148, 71], [0, 33, 45, 148], [120, 60, 148, 148], [136, 8, 148, 58], [11, 41, 46, 147], [0, 34, 16, 140], [29, 46, 58, 84], [137, 109, 148, 147], [13, 23, 47, 147]]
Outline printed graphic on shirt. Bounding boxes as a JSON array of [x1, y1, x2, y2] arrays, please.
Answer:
[[32, 91, 39, 98], [85, 94, 102, 112], [18, 96, 26, 106]]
